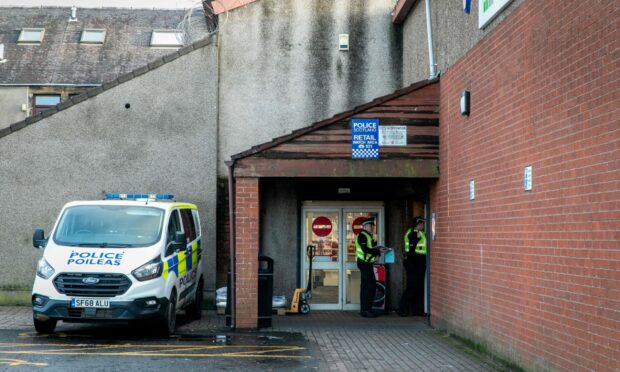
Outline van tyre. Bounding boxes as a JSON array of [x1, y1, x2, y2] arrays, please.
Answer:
[[33, 317, 57, 334], [186, 278, 203, 320], [158, 291, 177, 336]]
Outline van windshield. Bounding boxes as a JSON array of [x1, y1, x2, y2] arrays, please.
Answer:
[[53, 205, 164, 247]]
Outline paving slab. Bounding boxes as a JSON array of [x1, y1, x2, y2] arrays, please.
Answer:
[[1, 306, 505, 371]]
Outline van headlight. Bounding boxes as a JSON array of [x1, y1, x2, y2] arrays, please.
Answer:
[[132, 257, 163, 281], [36, 258, 55, 279]]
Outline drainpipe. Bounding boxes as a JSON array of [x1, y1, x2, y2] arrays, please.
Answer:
[[226, 161, 236, 329], [425, 0, 439, 79]]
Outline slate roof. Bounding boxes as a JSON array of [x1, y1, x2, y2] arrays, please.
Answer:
[[0, 6, 210, 85]]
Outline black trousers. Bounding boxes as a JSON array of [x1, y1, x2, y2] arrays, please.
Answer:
[[357, 260, 376, 313], [399, 253, 426, 315]]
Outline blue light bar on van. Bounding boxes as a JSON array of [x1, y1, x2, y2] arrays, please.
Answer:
[[103, 193, 174, 200]]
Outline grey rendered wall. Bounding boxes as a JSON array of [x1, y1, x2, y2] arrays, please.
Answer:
[[403, 0, 524, 85], [218, 0, 402, 175], [259, 179, 298, 299], [0, 42, 218, 293], [0, 87, 27, 129]]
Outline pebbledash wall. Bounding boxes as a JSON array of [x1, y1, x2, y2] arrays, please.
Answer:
[[217, 0, 402, 175], [422, 1, 618, 371], [215, 0, 403, 289], [0, 38, 218, 296]]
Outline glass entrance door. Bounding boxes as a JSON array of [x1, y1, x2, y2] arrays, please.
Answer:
[[302, 205, 383, 310], [302, 210, 340, 307]]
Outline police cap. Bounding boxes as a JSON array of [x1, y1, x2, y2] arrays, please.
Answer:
[[361, 218, 375, 227]]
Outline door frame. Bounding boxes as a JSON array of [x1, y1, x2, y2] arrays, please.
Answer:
[[301, 202, 384, 310]]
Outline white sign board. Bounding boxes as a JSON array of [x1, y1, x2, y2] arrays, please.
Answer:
[[524, 166, 532, 191], [379, 126, 407, 146], [478, 0, 514, 29]]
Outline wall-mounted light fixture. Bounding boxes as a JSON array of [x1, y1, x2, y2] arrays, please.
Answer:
[[0, 43, 7, 63], [460, 90, 470, 116], [339, 34, 349, 51]]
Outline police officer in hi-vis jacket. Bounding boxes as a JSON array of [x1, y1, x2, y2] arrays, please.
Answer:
[[355, 218, 387, 318], [398, 217, 427, 316]]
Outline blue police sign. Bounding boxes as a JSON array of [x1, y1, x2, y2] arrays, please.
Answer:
[[351, 118, 379, 159]]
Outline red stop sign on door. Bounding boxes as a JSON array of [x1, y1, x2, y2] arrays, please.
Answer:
[[352, 217, 368, 235], [312, 216, 333, 237]]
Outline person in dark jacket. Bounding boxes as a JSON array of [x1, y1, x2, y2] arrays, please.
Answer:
[[355, 218, 386, 318], [398, 217, 427, 316]]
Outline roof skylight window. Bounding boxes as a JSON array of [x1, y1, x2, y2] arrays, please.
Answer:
[[80, 29, 106, 44], [18, 28, 45, 44], [150, 30, 184, 47]]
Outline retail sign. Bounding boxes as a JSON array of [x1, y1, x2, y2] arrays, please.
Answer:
[[351, 118, 379, 159], [352, 216, 367, 235], [379, 126, 407, 146], [312, 216, 333, 237], [463, 0, 471, 13], [524, 166, 532, 191], [478, 0, 513, 29]]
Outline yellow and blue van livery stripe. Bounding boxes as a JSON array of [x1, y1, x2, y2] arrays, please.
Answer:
[[163, 240, 202, 279], [178, 251, 187, 276], [163, 255, 179, 279]]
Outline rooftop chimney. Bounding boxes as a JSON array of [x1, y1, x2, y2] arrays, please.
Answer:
[[69, 6, 78, 22]]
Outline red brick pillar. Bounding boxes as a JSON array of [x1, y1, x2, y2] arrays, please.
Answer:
[[234, 177, 259, 328]]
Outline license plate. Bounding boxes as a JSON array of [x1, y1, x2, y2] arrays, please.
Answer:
[[70, 298, 110, 308]]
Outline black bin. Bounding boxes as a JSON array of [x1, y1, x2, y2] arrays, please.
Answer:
[[257, 255, 274, 328]]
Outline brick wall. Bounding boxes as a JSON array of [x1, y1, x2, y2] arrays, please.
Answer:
[[234, 177, 260, 328], [431, 1, 619, 371]]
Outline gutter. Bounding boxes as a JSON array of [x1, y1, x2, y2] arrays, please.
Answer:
[[0, 83, 100, 87], [226, 160, 236, 329]]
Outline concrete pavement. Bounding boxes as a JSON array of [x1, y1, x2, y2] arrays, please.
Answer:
[[0, 306, 508, 371]]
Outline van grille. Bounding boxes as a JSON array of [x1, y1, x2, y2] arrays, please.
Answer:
[[53, 273, 131, 297]]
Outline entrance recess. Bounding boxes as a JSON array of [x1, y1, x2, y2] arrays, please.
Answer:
[[301, 203, 384, 310]]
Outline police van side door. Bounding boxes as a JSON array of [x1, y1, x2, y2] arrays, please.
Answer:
[[178, 208, 198, 305], [164, 209, 183, 306]]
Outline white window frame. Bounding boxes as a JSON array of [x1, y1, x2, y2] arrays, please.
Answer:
[[150, 30, 185, 48], [18, 28, 45, 44], [80, 29, 106, 44]]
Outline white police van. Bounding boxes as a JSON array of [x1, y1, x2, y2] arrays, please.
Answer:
[[31, 194, 205, 335]]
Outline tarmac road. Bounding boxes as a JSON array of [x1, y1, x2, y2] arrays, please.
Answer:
[[0, 324, 316, 371]]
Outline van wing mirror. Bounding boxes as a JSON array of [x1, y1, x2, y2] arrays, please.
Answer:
[[174, 231, 186, 245], [33, 228, 47, 249], [171, 231, 186, 252]]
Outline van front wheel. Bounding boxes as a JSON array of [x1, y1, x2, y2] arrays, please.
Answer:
[[33, 317, 57, 334], [158, 292, 177, 336]]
